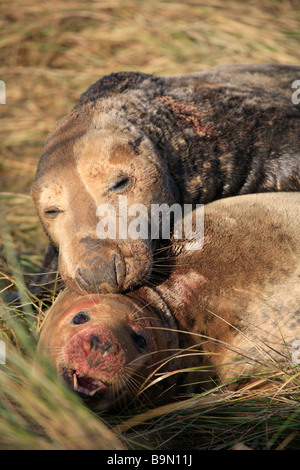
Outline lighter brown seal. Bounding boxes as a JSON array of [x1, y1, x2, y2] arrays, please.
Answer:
[[37, 192, 300, 409]]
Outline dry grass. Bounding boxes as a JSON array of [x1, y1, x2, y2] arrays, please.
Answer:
[[0, 346, 126, 450], [1, 0, 300, 450], [118, 380, 300, 450]]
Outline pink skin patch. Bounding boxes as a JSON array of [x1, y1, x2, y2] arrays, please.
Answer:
[[157, 96, 215, 139], [64, 324, 125, 379], [62, 294, 104, 320], [62, 326, 126, 399], [163, 271, 207, 308]]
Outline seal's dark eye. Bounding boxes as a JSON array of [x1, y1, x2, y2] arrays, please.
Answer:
[[72, 312, 90, 325], [44, 208, 62, 219], [109, 176, 131, 193], [130, 331, 147, 352]]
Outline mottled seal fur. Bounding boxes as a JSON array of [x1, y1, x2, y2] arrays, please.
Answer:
[[31, 64, 300, 295], [37, 192, 300, 410]]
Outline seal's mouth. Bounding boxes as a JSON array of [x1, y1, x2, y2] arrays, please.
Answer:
[[64, 369, 110, 398]]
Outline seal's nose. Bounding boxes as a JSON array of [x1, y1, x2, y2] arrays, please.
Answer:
[[66, 327, 121, 374], [75, 253, 123, 293], [90, 335, 101, 350], [64, 329, 121, 398], [90, 335, 113, 355]]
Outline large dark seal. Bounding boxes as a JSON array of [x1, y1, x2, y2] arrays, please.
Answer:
[[31, 64, 300, 295], [37, 193, 300, 410]]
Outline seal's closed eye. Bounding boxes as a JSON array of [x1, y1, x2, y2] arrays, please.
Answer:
[[72, 312, 90, 325], [44, 208, 63, 219], [108, 176, 131, 193]]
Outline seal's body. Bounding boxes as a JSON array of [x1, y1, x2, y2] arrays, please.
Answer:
[[37, 193, 300, 410], [32, 64, 300, 295]]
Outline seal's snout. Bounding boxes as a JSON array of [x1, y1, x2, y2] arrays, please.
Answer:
[[87, 336, 114, 367], [63, 325, 126, 398], [75, 251, 125, 294], [66, 326, 122, 374], [58, 235, 153, 295]]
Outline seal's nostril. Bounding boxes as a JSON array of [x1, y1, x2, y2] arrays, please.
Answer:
[[90, 336, 113, 354], [75, 259, 122, 293], [101, 341, 113, 354], [90, 335, 101, 350]]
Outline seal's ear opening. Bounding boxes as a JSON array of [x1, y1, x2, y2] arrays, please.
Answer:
[[130, 331, 147, 352], [71, 312, 90, 325]]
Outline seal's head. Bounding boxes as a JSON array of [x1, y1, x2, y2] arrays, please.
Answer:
[[37, 289, 172, 410], [31, 103, 178, 294]]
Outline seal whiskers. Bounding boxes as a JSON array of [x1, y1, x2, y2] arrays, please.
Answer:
[[38, 193, 300, 410], [32, 65, 300, 296]]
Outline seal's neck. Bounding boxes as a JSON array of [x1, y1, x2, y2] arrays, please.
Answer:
[[129, 286, 179, 355]]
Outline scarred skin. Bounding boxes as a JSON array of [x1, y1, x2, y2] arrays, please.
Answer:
[[31, 64, 300, 295], [37, 193, 300, 410]]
